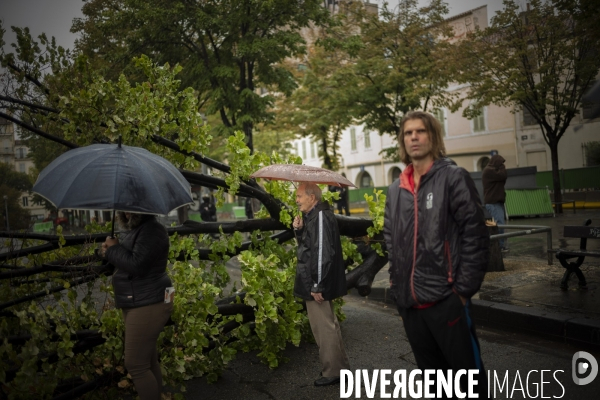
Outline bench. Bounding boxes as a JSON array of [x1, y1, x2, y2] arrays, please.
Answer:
[[555, 219, 600, 290]]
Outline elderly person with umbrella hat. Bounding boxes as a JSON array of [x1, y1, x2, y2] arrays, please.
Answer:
[[33, 140, 193, 400]]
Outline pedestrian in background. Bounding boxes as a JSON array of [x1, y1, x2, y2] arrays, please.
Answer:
[[329, 184, 351, 216], [293, 182, 350, 387], [482, 154, 508, 251], [200, 195, 217, 222], [245, 197, 254, 219], [383, 111, 490, 398], [102, 212, 173, 400]]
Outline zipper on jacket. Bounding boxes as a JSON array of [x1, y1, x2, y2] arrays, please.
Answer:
[[445, 240, 454, 283], [410, 192, 420, 306]]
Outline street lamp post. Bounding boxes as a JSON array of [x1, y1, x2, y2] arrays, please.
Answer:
[[3, 195, 9, 231]]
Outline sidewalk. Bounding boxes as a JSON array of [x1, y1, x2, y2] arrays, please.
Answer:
[[355, 209, 600, 349]]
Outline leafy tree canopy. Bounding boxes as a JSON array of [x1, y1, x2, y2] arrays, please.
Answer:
[[71, 0, 331, 152], [322, 0, 454, 138]]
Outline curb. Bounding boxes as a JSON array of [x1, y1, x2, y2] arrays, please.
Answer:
[[349, 287, 600, 349]]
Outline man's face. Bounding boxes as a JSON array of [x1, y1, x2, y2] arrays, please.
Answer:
[[296, 185, 317, 213], [403, 118, 433, 162]]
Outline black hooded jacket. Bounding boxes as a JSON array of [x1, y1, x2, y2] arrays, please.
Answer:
[[482, 155, 507, 204], [294, 202, 346, 301], [383, 158, 490, 309], [106, 215, 172, 309]]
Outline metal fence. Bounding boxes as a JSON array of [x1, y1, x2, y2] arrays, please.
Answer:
[[493, 225, 553, 265]]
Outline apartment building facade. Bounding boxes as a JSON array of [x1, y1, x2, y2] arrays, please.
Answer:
[[0, 116, 47, 221]]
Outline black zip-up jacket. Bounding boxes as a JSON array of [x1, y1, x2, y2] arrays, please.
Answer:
[[294, 202, 346, 301], [383, 158, 490, 309], [106, 216, 171, 309], [482, 155, 507, 204]]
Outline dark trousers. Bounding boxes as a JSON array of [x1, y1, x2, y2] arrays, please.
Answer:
[[122, 301, 173, 400], [336, 201, 350, 216], [398, 294, 488, 399]]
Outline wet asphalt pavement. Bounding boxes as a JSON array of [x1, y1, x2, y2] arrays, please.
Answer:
[[180, 209, 600, 399]]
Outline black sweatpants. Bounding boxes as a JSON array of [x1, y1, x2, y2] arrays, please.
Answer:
[[398, 294, 489, 399]]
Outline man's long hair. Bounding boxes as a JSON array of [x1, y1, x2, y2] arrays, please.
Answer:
[[398, 111, 446, 165]]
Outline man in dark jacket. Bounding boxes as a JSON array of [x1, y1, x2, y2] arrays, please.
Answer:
[[383, 111, 490, 398], [200, 195, 217, 222], [482, 154, 507, 250], [293, 182, 349, 387]]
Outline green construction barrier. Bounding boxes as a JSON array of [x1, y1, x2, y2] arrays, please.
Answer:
[[33, 222, 54, 232], [536, 165, 600, 191], [188, 212, 202, 222], [232, 206, 246, 219], [505, 188, 554, 218]]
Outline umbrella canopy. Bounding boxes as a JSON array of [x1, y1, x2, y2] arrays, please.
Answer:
[[250, 164, 356, 187], [33, 143, 193, 215]]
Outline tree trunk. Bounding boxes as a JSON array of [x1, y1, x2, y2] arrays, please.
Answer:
[[321, 132, 332, 169], [244, 121, 254, 154], [549, 139, 563, 214], [177, 206, 189, 224]]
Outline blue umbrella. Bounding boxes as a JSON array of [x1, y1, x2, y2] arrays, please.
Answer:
[[33, 141, 193, 236]]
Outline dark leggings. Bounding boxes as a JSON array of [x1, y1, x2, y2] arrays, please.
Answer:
[[122, 301, 173, 400]]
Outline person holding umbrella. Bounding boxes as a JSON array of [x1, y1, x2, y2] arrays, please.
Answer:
[[293, 182, 350, 386], [101, 212, 173, 400], [32, 140, 193, 399]]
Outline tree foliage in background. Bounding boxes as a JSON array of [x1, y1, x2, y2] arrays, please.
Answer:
[[322, 1, 453, 148], [274, 38, 356, 170], [71, 0, 331, 153], [0, 163, 32, 230], [456, 0, 600, 210]]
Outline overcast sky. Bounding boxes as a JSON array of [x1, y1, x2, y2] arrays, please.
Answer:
[[1, 0, 508, 52]]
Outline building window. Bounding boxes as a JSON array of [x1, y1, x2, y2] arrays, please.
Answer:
[[350, 128, 357, 151], [432, 108, 445, 136], [583, 81, 600, 119], [522, 107, 537, 126], [19, 163, 26, 173], [364, 130, 371, 149], [471, 105, 486, 133], [22, 196, 28, 207], [310, 139, 316, 159], [359, 171, 373, 188], [390, 167, 401, 183], [18, 148, 25, 159], [477, 156, 490, 171], [295, 142, 299, 156], [302, 140, 307, 160]]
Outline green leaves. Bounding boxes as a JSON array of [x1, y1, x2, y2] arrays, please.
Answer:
[[237, 248, 305, 368], [58, 55, 211, 168], [365, 189, 386, 256]]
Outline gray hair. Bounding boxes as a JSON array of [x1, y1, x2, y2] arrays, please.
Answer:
[[299, 182, 322, 201]]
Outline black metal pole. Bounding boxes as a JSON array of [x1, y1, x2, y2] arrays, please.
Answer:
[[111, 209, 115, 238], [3, 195, 9, 231]]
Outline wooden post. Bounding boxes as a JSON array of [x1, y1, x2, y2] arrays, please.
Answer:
[[487, 225, 505, 272]]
